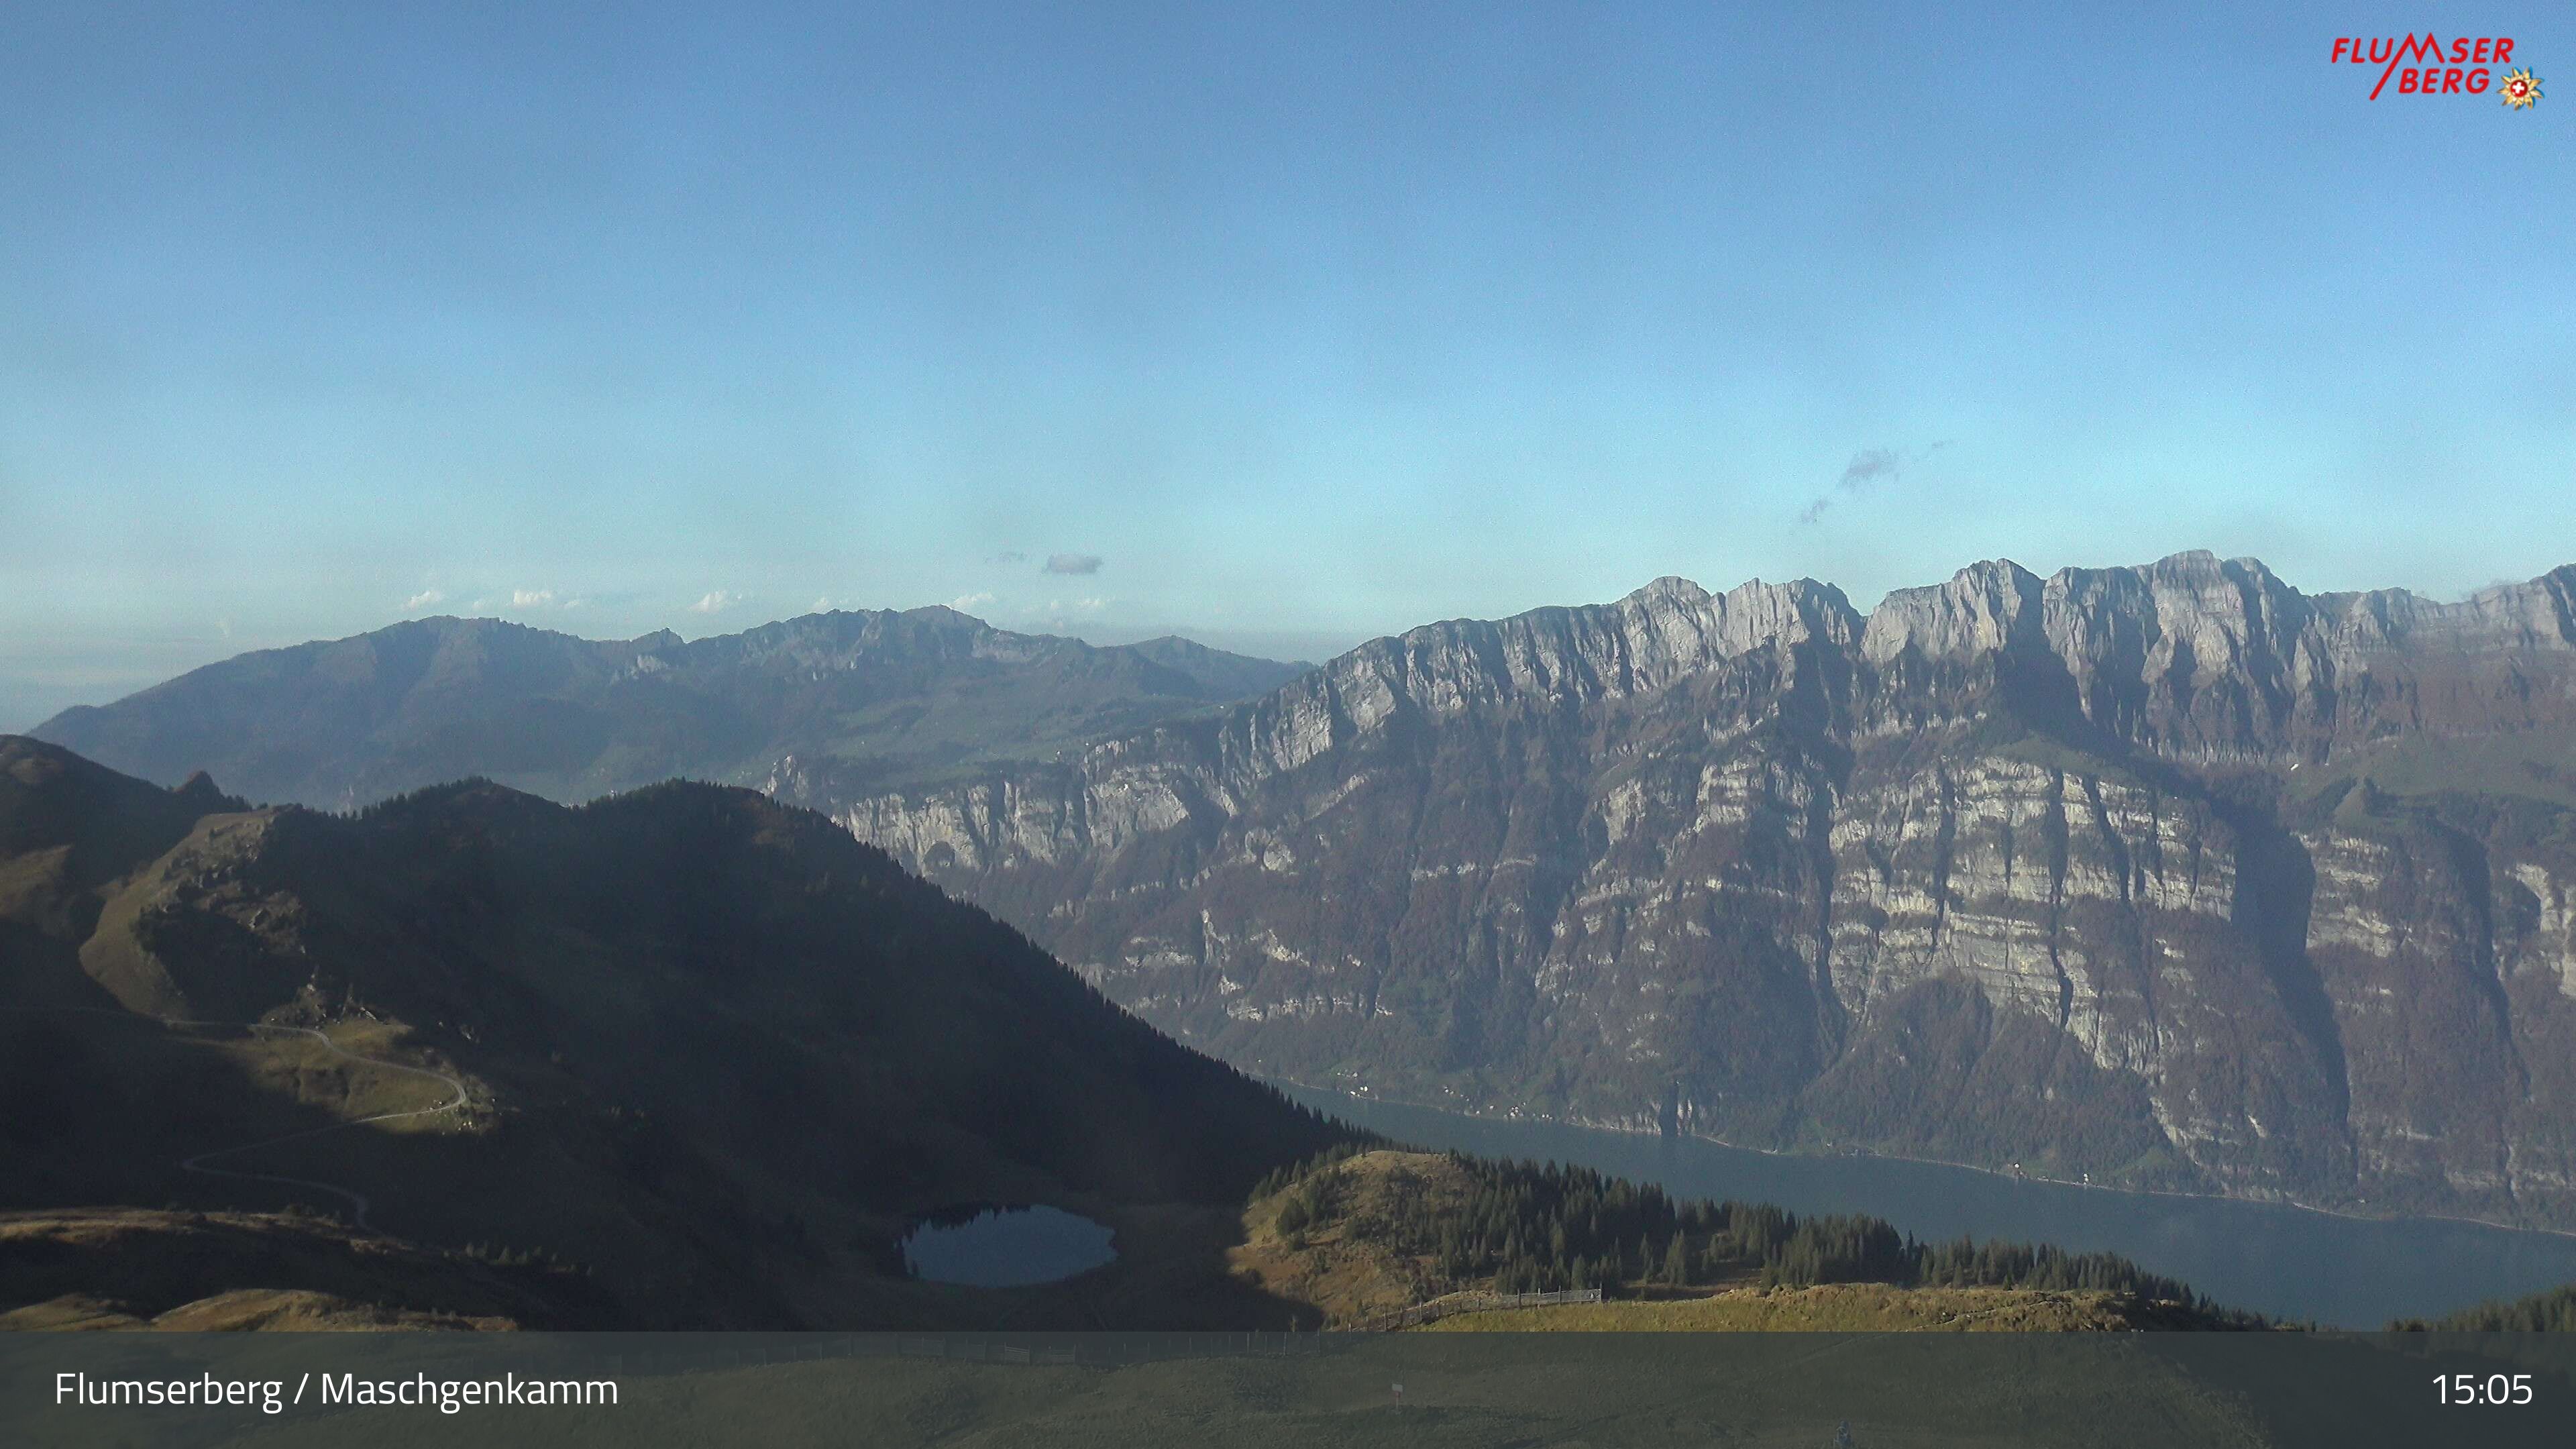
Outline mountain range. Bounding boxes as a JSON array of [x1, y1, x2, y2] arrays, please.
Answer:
[[830, 552, 2576, 1229], [30, 608, 1306, 810], [31, 552, 2576, 1232]]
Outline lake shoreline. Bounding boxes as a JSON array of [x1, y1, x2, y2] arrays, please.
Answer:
[[1267, 1075, 2576, 1327], [1264, 1075, 2576, 1246]]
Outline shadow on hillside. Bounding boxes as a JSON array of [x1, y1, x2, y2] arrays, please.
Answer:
[[1, 991, 1321, 1333]]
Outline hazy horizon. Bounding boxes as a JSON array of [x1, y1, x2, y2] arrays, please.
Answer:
[[17, 541, 2576, 735], [6, 2, 2571, 729]]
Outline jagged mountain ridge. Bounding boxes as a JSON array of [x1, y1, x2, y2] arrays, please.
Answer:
[[30, 607, 1307, 810], [835, 552, 2576, 1229]]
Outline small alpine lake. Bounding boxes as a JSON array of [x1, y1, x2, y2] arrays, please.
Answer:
[[900, 1204, 1118, 1287]]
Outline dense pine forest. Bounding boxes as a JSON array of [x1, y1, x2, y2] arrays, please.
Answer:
[[2397, 1284, 2576, 1332]]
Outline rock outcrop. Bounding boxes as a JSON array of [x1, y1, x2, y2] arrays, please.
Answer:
[[837, 553, 2576, 1229]]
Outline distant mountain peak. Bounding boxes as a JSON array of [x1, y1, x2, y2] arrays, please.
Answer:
[[1627, 574, 1713, 605], [29, 606, 1307, 809]]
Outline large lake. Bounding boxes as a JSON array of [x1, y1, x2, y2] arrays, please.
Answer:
[[1280, 1085, 2576, 1328]]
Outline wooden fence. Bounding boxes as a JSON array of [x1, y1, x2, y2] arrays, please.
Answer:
[[1352, 1286, 1605, 1332]]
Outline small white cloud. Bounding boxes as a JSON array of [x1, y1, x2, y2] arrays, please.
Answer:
[[406, 588, 446, 610], [512, 588, 557, 608], [949, 591, 996, 612], [690, 590, 739, 614]]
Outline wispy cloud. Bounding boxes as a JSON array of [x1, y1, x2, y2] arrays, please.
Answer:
[[511, 588, 557, 608], [990, 550, 1028, 566], [1839, 447, 1904, 490], [1798, 442, 1947, 526], [1043, 553, 1104, 576], [949, 591, 996, 612], [690, 590, 740, 614], [405, 588, 445, 610]]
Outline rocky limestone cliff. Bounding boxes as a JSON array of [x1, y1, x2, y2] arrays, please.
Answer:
[[828, 553, 2576, 1228]]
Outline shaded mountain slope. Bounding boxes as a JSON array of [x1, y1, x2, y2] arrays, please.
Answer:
[[0, 735, 1346, 1328]]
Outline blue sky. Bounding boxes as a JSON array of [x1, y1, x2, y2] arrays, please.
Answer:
[[3, 2, 2570, 728]]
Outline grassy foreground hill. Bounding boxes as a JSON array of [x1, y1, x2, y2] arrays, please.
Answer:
[[0, 1208, 610, 1330], [1229, 1148, 2261, 1330], [1, 735, 1347, 1328]]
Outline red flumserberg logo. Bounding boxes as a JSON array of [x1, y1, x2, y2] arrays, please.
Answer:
[[2330, 34, 2542, 105]]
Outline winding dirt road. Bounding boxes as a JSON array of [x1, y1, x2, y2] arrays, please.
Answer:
[[174, 1020, 470, 1231], [7, 1006, 469, 1232]]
